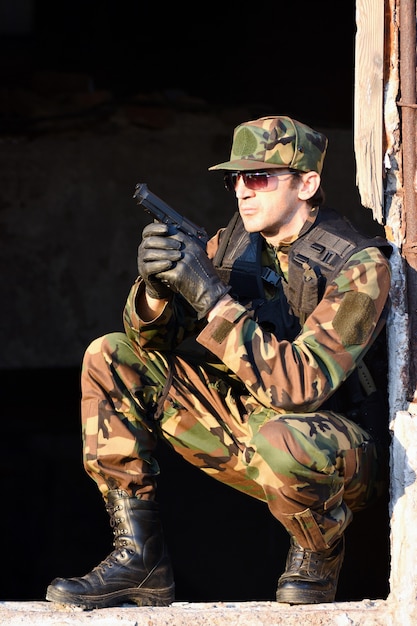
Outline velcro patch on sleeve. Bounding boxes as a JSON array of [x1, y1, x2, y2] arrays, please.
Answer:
[[211, 319, 235, 344], [332, 291, 376, 346]]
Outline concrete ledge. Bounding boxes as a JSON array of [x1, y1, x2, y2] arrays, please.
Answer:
[[0, 600, 395, 626]]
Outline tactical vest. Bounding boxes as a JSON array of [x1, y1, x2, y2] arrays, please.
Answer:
[[213, 206, 391, 329], [212, 207, 392, 441]]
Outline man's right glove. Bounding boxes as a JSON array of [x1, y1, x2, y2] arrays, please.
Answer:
[[137, 222, 182, 299], [156, 230, 231, 319]]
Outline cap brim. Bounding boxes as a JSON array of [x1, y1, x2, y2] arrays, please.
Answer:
[[208, 159, 291, 171]]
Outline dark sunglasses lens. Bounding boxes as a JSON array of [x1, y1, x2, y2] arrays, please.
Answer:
[[224, 172, 274, 191], [244, 173, 269, 190], [224, 172, 238, 191]]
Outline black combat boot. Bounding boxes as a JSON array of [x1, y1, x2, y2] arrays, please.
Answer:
[[46, 490, 175, 609], [276, 535, 345, 604]]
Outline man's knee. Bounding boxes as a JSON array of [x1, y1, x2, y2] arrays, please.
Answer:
[[258, 416, 333, 473]]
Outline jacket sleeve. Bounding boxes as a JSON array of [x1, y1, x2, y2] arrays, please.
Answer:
[[196, 246, 391, 412], [122, 229, 224, 351], [122, 278, 203, 351]]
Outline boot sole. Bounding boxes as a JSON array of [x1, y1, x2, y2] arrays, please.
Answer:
[[276, 587, 335, 605], [46, 583, 175, 609]]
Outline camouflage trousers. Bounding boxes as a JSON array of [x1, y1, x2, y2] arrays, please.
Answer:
[[81, 332, 383, 551]]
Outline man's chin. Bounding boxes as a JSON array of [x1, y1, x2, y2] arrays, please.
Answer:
[[240, 218, 262, 233]]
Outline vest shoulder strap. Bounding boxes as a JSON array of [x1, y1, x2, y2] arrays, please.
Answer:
[[283, 207, 391, 321], [213, 212, 266, 299]]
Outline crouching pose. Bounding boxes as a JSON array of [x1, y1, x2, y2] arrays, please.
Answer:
[[46, 115, 391, 608]]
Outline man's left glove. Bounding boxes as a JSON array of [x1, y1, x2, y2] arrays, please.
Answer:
[[156, 231, 230, 319], [137, 222, 182, 299]]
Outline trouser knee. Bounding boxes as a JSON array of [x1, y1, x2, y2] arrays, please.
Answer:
[[255, 417, 349, 549], [256, 417, 343, 503]]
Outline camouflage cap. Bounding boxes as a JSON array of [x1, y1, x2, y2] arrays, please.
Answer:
[[208, 115, 328, 174]]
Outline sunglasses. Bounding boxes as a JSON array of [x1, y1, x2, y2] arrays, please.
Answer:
[[223, 170, 297, 192]]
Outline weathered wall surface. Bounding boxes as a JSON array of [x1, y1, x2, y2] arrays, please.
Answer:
[[0, 106, 383, 369]]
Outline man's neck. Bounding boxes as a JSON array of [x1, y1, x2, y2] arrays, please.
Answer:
[[263, 206, 311, 246]]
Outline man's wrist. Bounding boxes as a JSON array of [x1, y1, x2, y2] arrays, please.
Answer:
[[138, 290, 169, 322]]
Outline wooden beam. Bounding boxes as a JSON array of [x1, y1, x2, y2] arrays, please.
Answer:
[[354, 0, 385, 221]]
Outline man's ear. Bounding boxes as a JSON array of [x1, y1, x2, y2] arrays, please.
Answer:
[[298, 171, 321, 200]]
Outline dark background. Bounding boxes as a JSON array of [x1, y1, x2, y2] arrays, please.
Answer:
[[1, 1, 356, 129], [0, 0, 391, 604]]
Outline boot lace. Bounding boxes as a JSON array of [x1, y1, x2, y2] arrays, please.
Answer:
[[91, 503, 131, 573], [287, 545, 323, 577]]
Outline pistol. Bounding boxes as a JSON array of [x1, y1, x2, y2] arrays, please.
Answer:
[[133, 183, 208, 249]]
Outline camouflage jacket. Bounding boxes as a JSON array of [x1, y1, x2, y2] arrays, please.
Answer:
[[123, 207, 391, 415]]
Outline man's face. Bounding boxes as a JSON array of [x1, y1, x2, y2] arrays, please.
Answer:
[[224, 169, 316, 241]]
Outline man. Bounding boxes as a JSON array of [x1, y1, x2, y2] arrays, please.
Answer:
[[46, 115, 391, 608]]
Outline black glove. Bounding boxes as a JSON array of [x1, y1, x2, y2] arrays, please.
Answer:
[[156, 231, 230, 319], [137, 222, 182, 299]]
